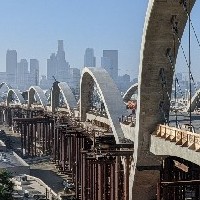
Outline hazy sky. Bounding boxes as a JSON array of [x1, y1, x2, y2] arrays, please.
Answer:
[[0, 0, 199, 80]]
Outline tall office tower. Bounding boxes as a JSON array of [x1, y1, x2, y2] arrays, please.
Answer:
[[84, 48, 96, 67], [6, 50, 17, 87], [58, 40, 64, 52], [47, 40, 70, 84], [17, 59, 29, 90], [101, 50, 118, 82], [30, 59, 39, 86], [56, 40, 70, 82], [47, 53, 57, 85]]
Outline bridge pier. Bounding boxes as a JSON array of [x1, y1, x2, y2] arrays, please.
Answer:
[[1, 105, 136, 199], [13, 114, 54, 158]]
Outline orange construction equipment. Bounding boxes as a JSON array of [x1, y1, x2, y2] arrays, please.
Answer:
[[127, 100, 137, 110]]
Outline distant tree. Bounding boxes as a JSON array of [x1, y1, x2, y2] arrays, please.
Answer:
[[0, 170, 14, 200]]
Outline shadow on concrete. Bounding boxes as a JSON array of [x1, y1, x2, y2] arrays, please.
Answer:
[[30, 169, 64, 193]]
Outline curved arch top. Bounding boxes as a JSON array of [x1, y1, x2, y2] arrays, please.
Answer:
[[123, 83, 138, 103], [51, 81, 77, 112], [80, 67, 128, 143], [28, 86, 48, 108], [131, 0, 196, 199], [187, 88, 200, 112], [6, 89, 25, 106], [0, 82, 12, 91]]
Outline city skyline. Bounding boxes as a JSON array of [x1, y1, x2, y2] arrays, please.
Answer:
[[0, 1, 199, 81], [2, 44, 134, 78], [0, 0, 149, 79]]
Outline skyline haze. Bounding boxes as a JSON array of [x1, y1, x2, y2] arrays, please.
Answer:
[[0, 0, 200, 81]]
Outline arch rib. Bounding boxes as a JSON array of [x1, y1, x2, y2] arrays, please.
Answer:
[[131, 0, 196, 199], [186, 88, 200, 112], [80, 67, 128, 144], [6, 89, 25, 106], [28, 86, 48, 108], [51, 81, 77, 113], [123, 83, 138, 103], [0, 82, 12, 91]]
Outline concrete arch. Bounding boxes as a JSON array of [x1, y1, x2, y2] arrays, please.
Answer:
[[0, 82, 12, 91], [186, 88, 200, 112], [80, 67, 128, 144], [132, 1, 196, 199], [123, 83, 138, 103], [6, 89, 25, 106], [28, 86, 48, 108], [51, 81, 77, 112]]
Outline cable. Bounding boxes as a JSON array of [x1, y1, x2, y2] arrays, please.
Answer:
[[188, 0, 192, 130], [180, 0, 200, 49]]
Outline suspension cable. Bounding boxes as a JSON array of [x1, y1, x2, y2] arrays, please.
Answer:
[[188, 0, 192, 130], [180, 0, 200, 49], [173, 34, 178, 127], [172, 16, 198, 94]]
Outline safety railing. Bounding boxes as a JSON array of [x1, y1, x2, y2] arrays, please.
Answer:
[[154, 124, 200, 151]]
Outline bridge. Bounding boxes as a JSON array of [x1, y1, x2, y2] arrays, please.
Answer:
[[0, 0, 200, 199]]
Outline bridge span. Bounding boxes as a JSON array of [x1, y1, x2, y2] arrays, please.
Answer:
[[0, 0, 200, 199]]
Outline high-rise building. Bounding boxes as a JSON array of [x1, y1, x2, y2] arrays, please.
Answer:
[[56, 40, 70, 82], [17, 59, 29, 90], [47, 53, 57, 84], [30, 59, 39, 86], [47, 40, 70, 85], [6, 50, 17, 87], [84, 48, 96, 68], [101, 50, 118, 82]]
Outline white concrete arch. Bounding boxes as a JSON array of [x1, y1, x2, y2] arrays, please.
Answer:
[[186, 88, 200, 112], [123, 83, 138, 103], [0, 82, 12, 91], [80, 67, 128, 144], [51, 81, 77, 112], [6, 89, 25, 106], [28, 86, 48, 108], [131, 0, 196, 199]]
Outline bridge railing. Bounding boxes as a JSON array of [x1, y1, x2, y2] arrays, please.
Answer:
[[154, 124, 200, 151]]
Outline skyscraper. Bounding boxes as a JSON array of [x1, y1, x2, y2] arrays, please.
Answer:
[[101, 50, 118, 82], [47, 40, 70, 85], [84, 48, 96, 68], [17, 59, 29, 90], [6, 50, 17, 87], [30, 59, 39, 86], [56, 40, 70, 82], [47, 53, 57, 84]]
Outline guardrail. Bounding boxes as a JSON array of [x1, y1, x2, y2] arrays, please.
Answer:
[[154, 124, 200, 151]]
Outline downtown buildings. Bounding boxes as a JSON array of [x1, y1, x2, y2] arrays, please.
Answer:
[[6, 50, 39, 90], [46, 40, 80, 94], [1, 42, 134, 95], [6, 50, 17, 87], [101, 50, 118, 83], [47, 40, 70, 85], [84, 48, 96, 68]]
